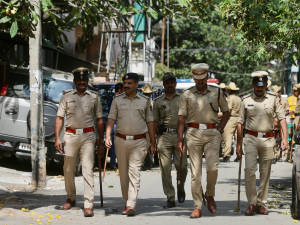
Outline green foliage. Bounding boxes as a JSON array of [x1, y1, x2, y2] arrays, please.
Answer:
[[219, 0, 300, 60], [0, 0, 210, 45], [1, 0, 297, 61], [155, 8, 273, 92]]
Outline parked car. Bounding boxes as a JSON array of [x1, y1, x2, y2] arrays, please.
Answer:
[[0, 67, 74, 163], [291, 132, 300, 219]]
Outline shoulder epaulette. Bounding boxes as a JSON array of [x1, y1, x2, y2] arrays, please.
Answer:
[[267, 91, 276, 97], [242, 94, 251, 100], [184, 86, 195, 93], [63, 89, 74, 95], [138, 93, 149, 99], [208, 85, 218, 89], [154, 94, 164, 101], [115, 92, 125, 98], [87, 89, 99, 95]]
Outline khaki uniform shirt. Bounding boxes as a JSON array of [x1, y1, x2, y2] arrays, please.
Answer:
[[293, 98, 300, 126], [57, 89, 103, 128], [227, 94, 242, 117], [108, 93, 154, 135], [281, 97, 289, 115], [178, 86, 229, 123], [238, 92, 285, 132], [153, 93, 180, 129]]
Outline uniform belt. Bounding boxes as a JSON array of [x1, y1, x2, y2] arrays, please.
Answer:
[[164, 128, 177, 133], [116, 132, 146, 140], [66, 127, 95, 135], [188, 123, 216, 129], [246, 130, 274, 138]]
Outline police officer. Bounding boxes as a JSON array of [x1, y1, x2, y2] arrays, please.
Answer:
[[105, 73, 155, 216], [177, 63, 230, 218], [272, 85, 289, 162], [222, 82, 241, 162], [54, 67, 104, 217], [154, 72, 187, 208], [236, 71, 288, 216]]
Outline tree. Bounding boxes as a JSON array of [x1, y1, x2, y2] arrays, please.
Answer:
[[219, 0, 300, 60], [154, 8, 273, 92], [0, 0, 194, 43]]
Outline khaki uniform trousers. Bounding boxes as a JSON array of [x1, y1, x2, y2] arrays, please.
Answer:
[[115, 136, 147, 208], [157, 133, 187, 201], [222, 116, 239, 158], [63, 132, 96, 208], [244, 134, 275, 206], [186, 128, 221, 209]]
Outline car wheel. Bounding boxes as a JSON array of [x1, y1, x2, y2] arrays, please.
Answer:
[[292, 166, 300, 219]]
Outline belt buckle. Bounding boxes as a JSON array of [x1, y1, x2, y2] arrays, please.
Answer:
[[257, 132, 264, 138], [76, 129, 83, 135], [126, 135, 134, 140], [199, 124, 207, 130], [167, 128, 176, 133]]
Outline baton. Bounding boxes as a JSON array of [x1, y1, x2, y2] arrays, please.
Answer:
[[177, 152, 183, 186], [102, 147, 110, 180], [236, 156, 242, 212], [98, 151, 103, 207]]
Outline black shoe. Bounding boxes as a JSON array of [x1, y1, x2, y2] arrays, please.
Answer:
[[272, 158, 277, 164], [141, 166, 151, 171], [177, 190, 186, 203], [164, 200, 176, 208], [222, 157, 230, 162]]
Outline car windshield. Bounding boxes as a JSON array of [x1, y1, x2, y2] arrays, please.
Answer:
[[6, 73, 74, 104], [45, 79, 74, 103]]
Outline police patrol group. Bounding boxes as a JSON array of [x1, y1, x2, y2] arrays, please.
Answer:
[[54, 63, 289, 218]]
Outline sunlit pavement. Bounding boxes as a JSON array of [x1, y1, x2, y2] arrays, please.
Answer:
[[0, 157, 297, 225]]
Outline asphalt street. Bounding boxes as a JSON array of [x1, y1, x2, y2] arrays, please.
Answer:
[[0, 157, 297, 225]]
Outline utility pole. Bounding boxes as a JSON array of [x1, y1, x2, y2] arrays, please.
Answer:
[[160, 17, 166, 64], [29, 0, 46, 189], [166, 16, 170, 69]]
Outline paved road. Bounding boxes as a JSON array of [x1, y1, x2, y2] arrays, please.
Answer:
[[0, 157, 297, 225]]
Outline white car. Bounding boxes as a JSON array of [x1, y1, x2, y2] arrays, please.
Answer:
[[0, 68, 74, 163]]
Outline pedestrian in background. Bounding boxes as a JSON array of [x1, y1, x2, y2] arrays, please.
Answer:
[[221, 82, 241, 162], [287, 85, 299, 154], [236, 71, 288, 216], [154, 72, 187, 208], [54, 67, 104, 217], [272, 85, 289, 162], [177, 63, 230, 218], [105, 73, 155, 216]]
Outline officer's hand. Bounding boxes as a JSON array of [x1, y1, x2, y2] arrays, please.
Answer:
[[105, 137, 112, 149], [150, 143, 156, 154], [281, 139, 289, 151], [236, 144, 242, 160], [97, 144, 104, 160], [55, 138, 64, 154], [177, 140, 184, 154], [297, 122, 300, 131]]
